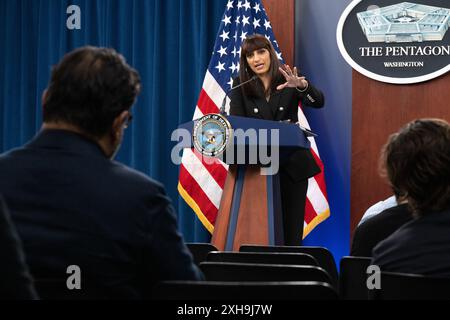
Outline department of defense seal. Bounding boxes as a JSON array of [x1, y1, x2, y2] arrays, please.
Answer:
[[192, 114, 232, 157]]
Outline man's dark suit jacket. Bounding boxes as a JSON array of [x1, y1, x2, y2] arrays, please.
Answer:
[[0, 196, 38, 299], [229, 79, 324, 182], [351, 204, 412, 257], [372, 207, 450, 278], [0, 130, 203, 298]]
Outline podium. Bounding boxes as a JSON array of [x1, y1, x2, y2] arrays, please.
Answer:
[[179, 115, 312, 251]]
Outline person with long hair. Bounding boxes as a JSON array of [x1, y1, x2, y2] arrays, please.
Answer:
[[229, 34, 324, 245], [371, 119, 450, 277]]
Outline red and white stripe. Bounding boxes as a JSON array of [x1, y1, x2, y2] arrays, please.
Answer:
[[297, 105, 330, 237]]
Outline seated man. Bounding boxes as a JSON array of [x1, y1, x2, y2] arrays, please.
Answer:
[[357, 195, 398, 227], [372, 119, 450, 277], [351, 200, 411, 257], [0, 47, 203, 298], [0, 196, 37, 299], [351, 190, 410, 257]]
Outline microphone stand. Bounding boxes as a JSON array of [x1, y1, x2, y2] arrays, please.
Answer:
[[220, 75, 257, 115]]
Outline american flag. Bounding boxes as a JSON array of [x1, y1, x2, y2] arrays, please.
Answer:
[[178, 0, 330, 239]]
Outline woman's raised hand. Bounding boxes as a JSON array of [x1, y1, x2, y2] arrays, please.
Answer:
[[277, 65, 308, 91]]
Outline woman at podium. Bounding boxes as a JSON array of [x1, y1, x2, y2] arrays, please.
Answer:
[[229, 34, 324, 245]]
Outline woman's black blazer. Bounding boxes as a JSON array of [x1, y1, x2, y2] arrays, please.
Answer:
[[229, 78, 325, 182]]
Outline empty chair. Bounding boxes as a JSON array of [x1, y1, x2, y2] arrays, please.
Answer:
[[370, 272, 450, 300], [339, 256, 372, 300], [186, 243, 218, 266], [240, 245, 338, 288], [199, 262, 332, 285], [207, 251, 318, 266], [153, 280, 338, 300]]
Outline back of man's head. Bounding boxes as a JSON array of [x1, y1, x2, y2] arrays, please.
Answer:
[[42, 46, 141, 138], [381, 118, 450, 216]]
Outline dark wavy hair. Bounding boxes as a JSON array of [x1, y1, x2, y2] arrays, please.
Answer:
[[43, 46, 141, 138], [380, 119, 450, 216], [239, 34, 283, 98]]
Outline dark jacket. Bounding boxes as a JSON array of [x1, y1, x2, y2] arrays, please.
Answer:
[[0, 130, 203, 298], [229, 78, 324, 182], [372, 207, 450, 278], [0, 196, 38, 299], [351, 204, 412, 257]]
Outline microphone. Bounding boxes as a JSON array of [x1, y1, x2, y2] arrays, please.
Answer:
[[220, 75, 258, 115], [295, 122, 318, 137]]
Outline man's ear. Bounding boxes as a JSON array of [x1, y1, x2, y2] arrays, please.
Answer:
[[112, 110, 130, 139]]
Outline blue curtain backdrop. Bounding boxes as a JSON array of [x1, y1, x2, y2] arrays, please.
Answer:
[[0, 0, 227, 242]]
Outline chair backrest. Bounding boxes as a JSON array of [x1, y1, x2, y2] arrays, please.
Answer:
[[370, 272, 450, 300], [153, 280, 338, 300], [339, 256, 372, 300], [207, 251, 318, 266], [186, 243, 219, 266], [199, 262, 332, 285], [240, 245, 338, 288], [34, 278, 108, 300]]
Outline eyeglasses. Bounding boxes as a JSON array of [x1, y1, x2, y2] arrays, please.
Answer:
[[124, 113, 133, 129]]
